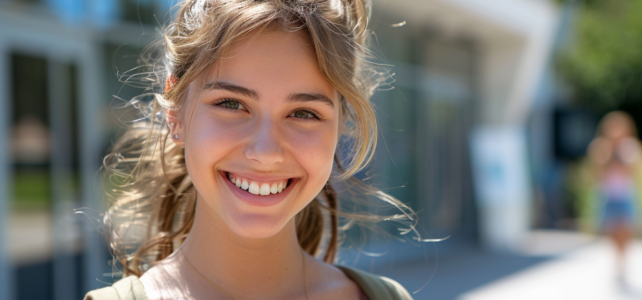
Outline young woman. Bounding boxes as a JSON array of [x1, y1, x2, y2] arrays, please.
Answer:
[[587, 111, 641, 285], [85, 0, 416, 299]]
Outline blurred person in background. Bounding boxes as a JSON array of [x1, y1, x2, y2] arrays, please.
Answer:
[[577, 111, 642, 285]]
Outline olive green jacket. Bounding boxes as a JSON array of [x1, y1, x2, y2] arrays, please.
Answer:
[[84, 265, 413, 300]]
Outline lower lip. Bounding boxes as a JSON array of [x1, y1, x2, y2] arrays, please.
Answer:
[[220, 172, 298, 207]]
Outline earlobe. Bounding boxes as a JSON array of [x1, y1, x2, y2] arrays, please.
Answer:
[[170, 122, 185, 145], [169, 122, 179, 140], [165, 109, 185, 145]]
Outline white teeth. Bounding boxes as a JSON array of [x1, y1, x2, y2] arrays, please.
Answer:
[[228, 173, 290, 195], [260, 184, 271, 195], [249, 182, 260, 195]]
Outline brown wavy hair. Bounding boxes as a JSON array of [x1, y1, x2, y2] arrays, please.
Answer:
[[103, 0, 418, 277]]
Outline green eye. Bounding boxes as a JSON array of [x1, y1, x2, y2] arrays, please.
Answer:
[[223, 100, 241, 109], [216, 99, 245, 110], [292, 110, 312, 119]]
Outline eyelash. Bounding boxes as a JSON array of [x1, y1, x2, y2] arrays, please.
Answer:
[[213, 98, 322, 121], [214, 98, 246, 112], [290, 109, 322, 121]]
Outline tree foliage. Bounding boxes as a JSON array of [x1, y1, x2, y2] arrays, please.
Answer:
[[558, 0, 642, 109]]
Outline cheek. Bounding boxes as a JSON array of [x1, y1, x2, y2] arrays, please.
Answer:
[[183, 112, 244, 185], [189, 120, 236, 155], [287, 124, 338, 184]]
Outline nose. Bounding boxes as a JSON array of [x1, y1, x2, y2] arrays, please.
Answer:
[[244, 119, 285, 166]]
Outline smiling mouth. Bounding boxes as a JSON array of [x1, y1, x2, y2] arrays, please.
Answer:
[[226, 172, 292, 196]]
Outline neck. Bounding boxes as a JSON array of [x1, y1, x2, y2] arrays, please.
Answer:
[[178, 197, 306, 298]]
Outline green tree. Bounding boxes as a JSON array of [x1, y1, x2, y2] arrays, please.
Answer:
[[558, 0, 642, 109]]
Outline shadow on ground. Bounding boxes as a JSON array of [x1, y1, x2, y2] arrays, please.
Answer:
[[339, 240, 552, 300]]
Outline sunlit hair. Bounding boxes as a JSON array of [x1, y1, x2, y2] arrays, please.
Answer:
[[103, 0, 419, 277]]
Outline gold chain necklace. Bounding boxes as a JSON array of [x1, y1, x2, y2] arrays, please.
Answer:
[[180, 247, 309, 300]]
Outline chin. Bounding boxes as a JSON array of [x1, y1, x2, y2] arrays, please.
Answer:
[[210, 170, 309, 239], [224, 213, 293, 239]]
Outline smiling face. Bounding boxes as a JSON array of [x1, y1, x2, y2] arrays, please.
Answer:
[[168, 28, 340, 239]]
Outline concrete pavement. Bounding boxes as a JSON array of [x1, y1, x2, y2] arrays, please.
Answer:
[[459, 239, 642, 300], [356, 230, 642, 300]]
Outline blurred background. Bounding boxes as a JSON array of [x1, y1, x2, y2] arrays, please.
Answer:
[[1, 0, 641, 299]]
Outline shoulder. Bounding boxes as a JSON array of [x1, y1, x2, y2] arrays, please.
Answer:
[[335, 265, 414, 300], [84, 276, 147, 300]]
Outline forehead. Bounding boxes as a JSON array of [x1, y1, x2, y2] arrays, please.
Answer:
[[197, 28, 336, 99]]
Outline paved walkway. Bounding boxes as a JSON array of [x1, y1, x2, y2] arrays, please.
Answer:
[[360, 231, 642, 300], [459, 239, 642, 300]]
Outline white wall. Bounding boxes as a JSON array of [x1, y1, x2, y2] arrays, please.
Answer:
[[373, 0, 560, 251]]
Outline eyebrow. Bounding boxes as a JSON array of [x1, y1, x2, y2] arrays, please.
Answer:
[[287, 92, 335, 108], [203, 81, 259, 100], [202, 80, 335, 108]]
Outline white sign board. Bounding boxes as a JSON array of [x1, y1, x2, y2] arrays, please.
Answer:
[[470, 126, 531, 252]]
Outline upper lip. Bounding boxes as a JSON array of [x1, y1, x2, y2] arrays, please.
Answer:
[[221, 170, 298, 182]]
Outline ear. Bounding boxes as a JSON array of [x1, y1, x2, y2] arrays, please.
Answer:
[[166, 108, 185, 146]]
